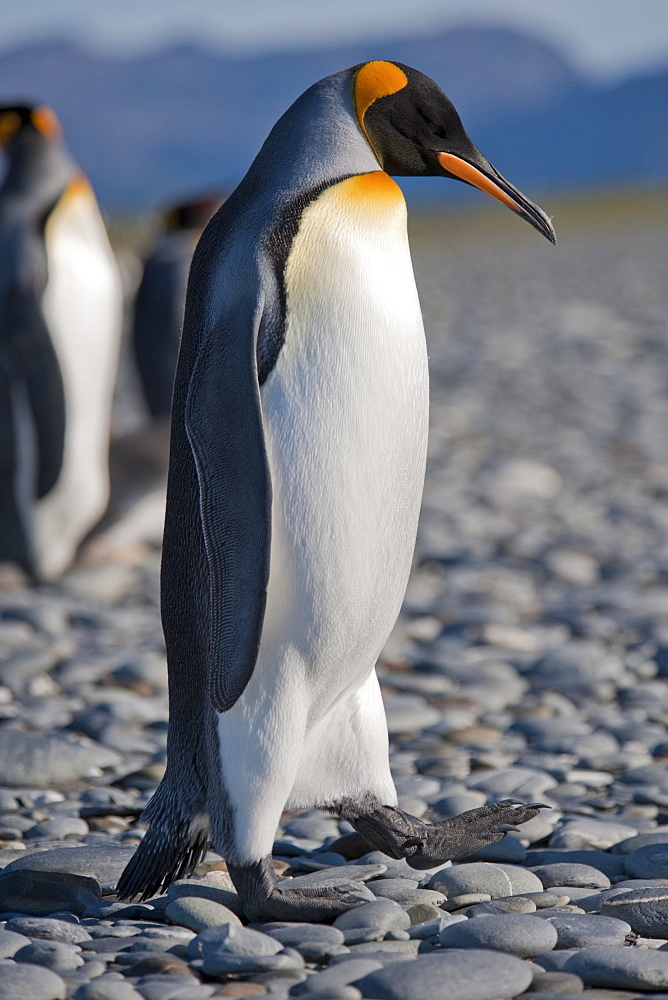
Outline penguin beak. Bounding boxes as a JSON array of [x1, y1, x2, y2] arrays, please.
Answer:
[[436, 151, 556, 245]]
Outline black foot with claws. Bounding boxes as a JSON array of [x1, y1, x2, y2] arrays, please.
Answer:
[[227, 857, 369, 922], [345, 799, 545, 870]]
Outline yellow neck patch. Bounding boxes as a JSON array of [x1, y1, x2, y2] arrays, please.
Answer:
[[31, 106, 61, 141], [354, 61, 408, 134]]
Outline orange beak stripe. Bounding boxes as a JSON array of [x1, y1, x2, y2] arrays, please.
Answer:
[[437, 152, 521, 214]]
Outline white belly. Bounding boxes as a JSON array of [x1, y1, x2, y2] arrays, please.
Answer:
[[258, 172, 429, 710], [36, 178, 123, 579], [216, 173, 428, 858]]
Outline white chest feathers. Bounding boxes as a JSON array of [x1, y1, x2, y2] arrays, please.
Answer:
[[36, 176, 123, 579], [259, 171, 429, 685]]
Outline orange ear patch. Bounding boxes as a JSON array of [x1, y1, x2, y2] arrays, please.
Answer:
[[354, 61, 408, 129], [0, 110, 22, 148], [31, 106, 61, 141]]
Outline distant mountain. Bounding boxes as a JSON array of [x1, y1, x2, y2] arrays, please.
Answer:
[[0, 28, 665, 208]]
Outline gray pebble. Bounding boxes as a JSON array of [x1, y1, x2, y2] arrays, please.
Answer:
[[528, 971, 584, 994], [469, 835, 528, 863], [466, 896, 537, 915], [6, 916, 92, 944], [525, 851, 626, 879], [0, 869, 101, 916], [333, 898, 410, 939], [267, 923, 344, 947], [73, 978, 144, 1000], [0, 961, 66, 999], [291, 959, 382, 996], [14, 939, 83, 971], [0, 730, 120, 788], [548, 818, 637, 851], [0, 929, 31, 957], [428, 861, 541, 898], [187, 922, 281, 958], [368, 879, 445, 905], [538, 911, 631, 948], [164, 897, 241, 932], [355, 949, 534, 1000], [4, 845, 135, 886], [564, 945, 668, 990], [611, 831, 668, 854], [439, 913, 558, 957], [624, 843, 668, 879], [200, 950, 302, 977], [529, 864, 610, 890], [601, 885, 668, 937]]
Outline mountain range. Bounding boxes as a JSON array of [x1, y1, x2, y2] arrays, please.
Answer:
[[1, 27, 666, 208]]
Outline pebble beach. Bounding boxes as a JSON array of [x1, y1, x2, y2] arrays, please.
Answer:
[[0, 195, 667, 999]]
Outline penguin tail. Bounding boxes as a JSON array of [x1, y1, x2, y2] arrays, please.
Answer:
[[116, 784, 210, 902]]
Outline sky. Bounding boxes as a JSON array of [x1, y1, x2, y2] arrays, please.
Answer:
[[3, 0, 668, 80]]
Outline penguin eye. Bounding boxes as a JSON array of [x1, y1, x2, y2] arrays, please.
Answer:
[[417, 106, 448, 140]]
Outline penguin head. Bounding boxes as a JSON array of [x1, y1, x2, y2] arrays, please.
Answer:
[[0, 104, 62, 151], [353, 61, 556, 244]]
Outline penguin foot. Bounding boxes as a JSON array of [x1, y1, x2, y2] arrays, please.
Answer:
[[343, 799, 546, 870], [227, 857, 370, 922]]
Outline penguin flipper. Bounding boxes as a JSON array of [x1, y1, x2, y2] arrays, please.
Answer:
[[184, 297, 271, 713], [4, 275, 66, 498]]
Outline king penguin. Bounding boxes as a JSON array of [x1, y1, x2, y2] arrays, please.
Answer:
[[132, 195, 221, 420], [0, 104, 123, 581], [118, 62, 556, 920]]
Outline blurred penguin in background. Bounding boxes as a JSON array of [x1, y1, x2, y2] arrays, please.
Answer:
[[0, 103, 123, 581], [132, 196, 221, 420]]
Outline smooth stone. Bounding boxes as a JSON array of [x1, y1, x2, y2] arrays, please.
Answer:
[[27, 818, 90, 841], [164, 897, 241, 933], [428, 862, 541, 899], [466, 766, 557, 799], [0, 961, 67, 999], [286, 865, 385, 888], [73, 979, 144, 1000], [549, 818, 637, 851], [466, 896, 537, 915], [14, 939, 83, 972], [0, 870, 101, 916], [333, 898, 410, 937], [347, 940, 419, 957], [4, 846, 135, 886], [0, 731, 120, 788], [624, 843, 668, 879], [368, 880, 445, 906], [409, 915, 463, 939], [528, 971, 584, 994], [538, 911, 631, 948], [355, 949, 534, 1000], [529, 864, 610, 890], [0, 929, 31, 957], [200, 952, 301, 977], [564, 945, 668, 990], [535, 951, 582, 972], [267, 925, 344, 948], [469, 835, 528, 863], [187, 924, 281, 959], [525, 851, 625, 879], [291, 959, 383, 996], [405, 903, 442, 927], [611, 832, 668, 854], [601, 886, 668, 937], [6, 917, 92, 944], [439, 913, 558, 957]]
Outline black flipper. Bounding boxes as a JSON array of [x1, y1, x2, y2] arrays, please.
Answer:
[[3, 272, 66, 499], [184, 292, 271, 713]]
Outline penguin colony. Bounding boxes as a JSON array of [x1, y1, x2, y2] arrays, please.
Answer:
[[117, 61, 556, 922], [0, 104, 123, 580]]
